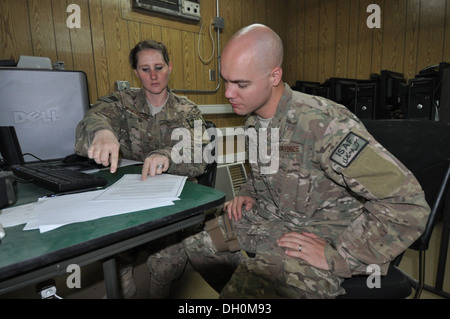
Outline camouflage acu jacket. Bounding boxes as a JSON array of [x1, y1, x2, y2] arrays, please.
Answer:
[[75, 88, 207, 178], [238, 84, 430, 277]]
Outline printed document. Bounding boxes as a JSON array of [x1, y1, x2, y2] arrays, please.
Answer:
[[0, 174, 187, 233], [94, 174, 186, 201]]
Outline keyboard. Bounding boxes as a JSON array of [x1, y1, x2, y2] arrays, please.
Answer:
[[11, 163, 108, 193]]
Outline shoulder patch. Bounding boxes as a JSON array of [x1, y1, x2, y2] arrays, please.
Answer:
[[99, 95, 119, 103], [330, 132, 368, 168]]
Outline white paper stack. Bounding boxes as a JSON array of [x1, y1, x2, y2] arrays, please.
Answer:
[[0, 174, 187, 233]]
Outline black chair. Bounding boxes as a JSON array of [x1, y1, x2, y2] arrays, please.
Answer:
[[338, 119, 450, 299], [195, 120, 218, 188]]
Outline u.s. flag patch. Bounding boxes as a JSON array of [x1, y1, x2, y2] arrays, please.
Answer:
[[330, 132, 368, 167]]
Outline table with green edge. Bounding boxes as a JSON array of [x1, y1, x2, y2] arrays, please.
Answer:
[[0, 165, 225, 298]]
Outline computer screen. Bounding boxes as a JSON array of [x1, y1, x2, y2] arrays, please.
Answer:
[[0, 68, 90, 163]]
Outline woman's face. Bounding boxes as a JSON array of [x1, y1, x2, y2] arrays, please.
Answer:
[[134, 49, 172, 96]]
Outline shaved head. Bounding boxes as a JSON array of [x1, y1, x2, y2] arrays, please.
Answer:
[[222, 24, 283, 76]]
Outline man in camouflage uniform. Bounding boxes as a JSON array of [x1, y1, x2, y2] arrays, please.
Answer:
[[75, 40, 207, 298], [181, 24, 430, 298]]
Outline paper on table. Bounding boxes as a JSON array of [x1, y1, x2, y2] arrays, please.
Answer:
[[0, 203, 36, 228], [36, 189, 175, 233], [93, 174, 187, 201]]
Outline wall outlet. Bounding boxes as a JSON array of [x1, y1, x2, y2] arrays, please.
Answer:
[[209, 69, 216, 81], [182, 0, 200, 18]]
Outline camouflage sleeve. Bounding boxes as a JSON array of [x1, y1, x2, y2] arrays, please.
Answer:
[[236, 120, 259, 199], [318, 123, 430, 277], [150, 105, 208, 178], [74, 93, 123, 157]]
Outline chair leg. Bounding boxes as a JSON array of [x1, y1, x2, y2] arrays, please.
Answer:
[[413, 250, 426, 299]]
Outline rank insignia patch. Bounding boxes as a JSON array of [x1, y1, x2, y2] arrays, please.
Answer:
[[331, 132, 368, 167]]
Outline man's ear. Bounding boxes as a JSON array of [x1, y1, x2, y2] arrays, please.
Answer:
[[271, 66, 283, 86]]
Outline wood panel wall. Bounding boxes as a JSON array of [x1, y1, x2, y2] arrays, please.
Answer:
[[283, 0, 450, 85], [1, 0, 449, 127]]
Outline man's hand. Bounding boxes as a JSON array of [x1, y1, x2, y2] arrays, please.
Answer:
[[141, 154, 169, 180], [87, 129, 120, 173], [277, 232, 330, 271], [223, 196, 256, 222]]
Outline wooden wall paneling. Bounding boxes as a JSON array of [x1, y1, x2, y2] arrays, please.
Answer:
[[28, 0, 57, 62], [381, 0, 406, 73], [69, 0, 97, 104], [127, 20, 141, 52], [181, 30, 197, 94], [52, 0, 74, 71], [192, 30, 206, 106], [346, 0, 361, 79], [240, 0, 255, 28], [417, 0, 447, 70], [193, 0, 216, 105], [254, 0, 268, 26], [283, 0, 299, 86], [318, 0, 337, 82], [101, 0, 132, 93], [295, 0, 306, 82], [355, 0, 374, 79], [139, 23, 162, 42], [369, 0, 383, 76], [403, 0, 421, 79], [232, 0, 243, 31], [334, 0, 351, 78], [127, 20, 142, 89], [89, 0, 110, 101], [161, 28, 183, 90], [303, 0, 320, 82], [267, 0, 281, 36], [0, 0, 33, 60]]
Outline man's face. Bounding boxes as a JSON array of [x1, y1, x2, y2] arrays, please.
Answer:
[[134, 49, 172, 96], [220, 50, 273, 117]]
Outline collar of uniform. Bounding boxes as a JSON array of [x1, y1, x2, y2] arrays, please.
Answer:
[[154, 90, 180, 121], [246, 83, 291, 131], [266, 83, 291, 131]]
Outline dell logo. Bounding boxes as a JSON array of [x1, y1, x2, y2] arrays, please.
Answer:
[[14, 110, 61, 123]]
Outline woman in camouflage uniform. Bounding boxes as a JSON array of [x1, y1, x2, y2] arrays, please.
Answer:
[[75, 40, 207, 298]]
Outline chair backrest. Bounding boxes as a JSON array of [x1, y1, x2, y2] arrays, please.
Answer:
[[363, 119, 450, 251], [196, 120, 218, 188]]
